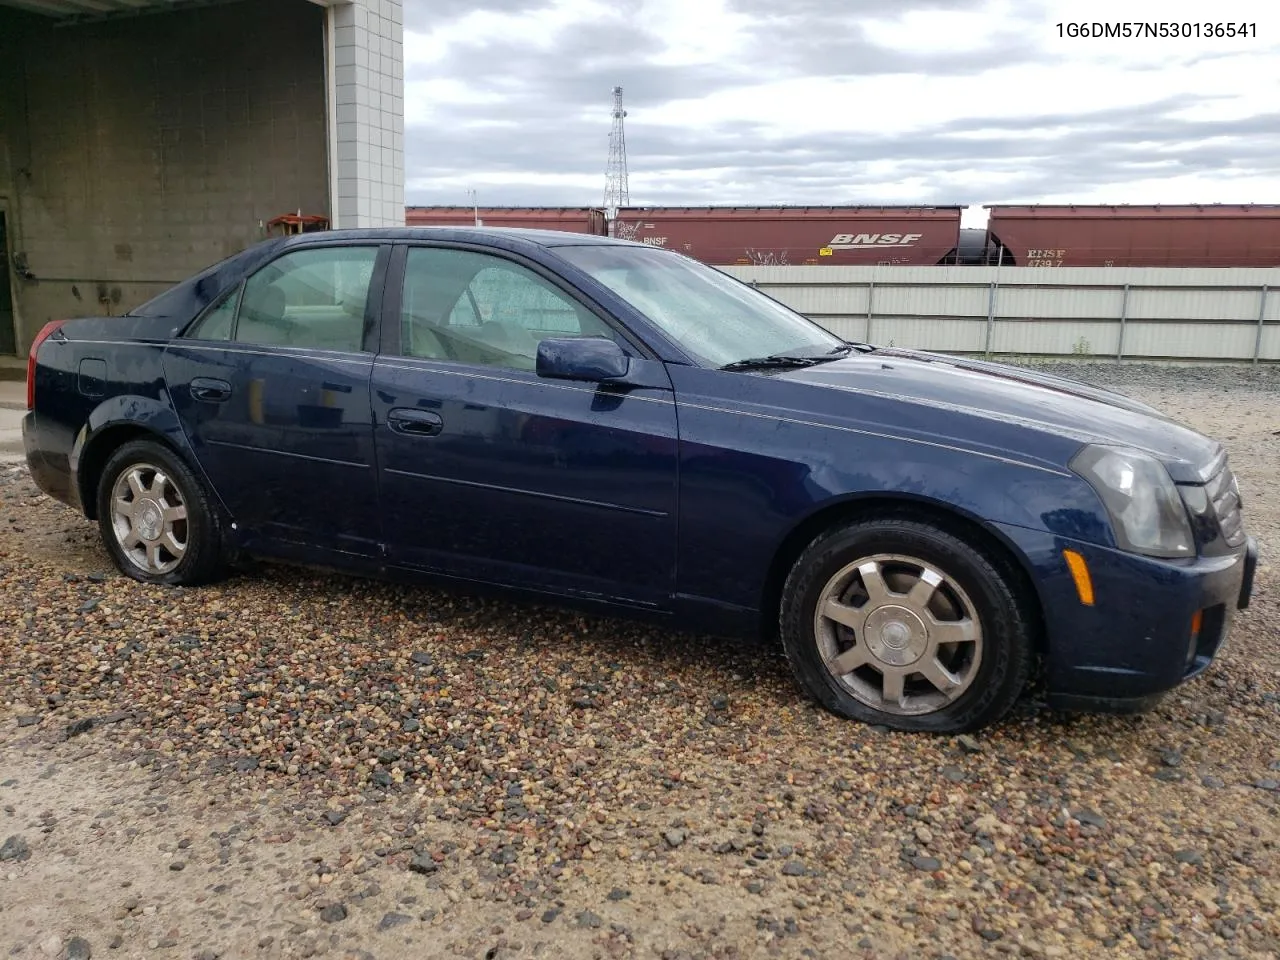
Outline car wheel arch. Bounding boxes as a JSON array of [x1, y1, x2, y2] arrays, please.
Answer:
[[76, 423, 205, 522], [760, 493, 1048, 664]]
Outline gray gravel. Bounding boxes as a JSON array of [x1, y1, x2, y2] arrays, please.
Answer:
[[1012, 359, 1280, 394], [1, 361, 1278, 959]]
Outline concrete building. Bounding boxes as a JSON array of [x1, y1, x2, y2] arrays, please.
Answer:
[[0, 0, 405, 370]]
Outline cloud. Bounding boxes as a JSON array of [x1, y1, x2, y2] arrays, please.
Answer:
[[401, 0, 548, 34], [401, 0, 1280, 218], [728, 0, 1043, 77]]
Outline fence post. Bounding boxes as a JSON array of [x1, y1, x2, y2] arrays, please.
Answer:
[[1255, 286, 1269, 365], [984, 281, 997, 358], [1116, 283, 1130, 361], [866, 281, 875, 343]]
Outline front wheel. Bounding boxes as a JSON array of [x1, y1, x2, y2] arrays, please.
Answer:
[[779, 516, 1035, 733], [96, 438, 228, 586]]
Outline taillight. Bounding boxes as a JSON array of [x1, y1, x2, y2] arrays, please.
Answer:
[[26, 320, 66, 409]]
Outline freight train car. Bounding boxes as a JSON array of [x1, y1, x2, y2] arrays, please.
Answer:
[[398, 204, 1280, 268], [984, 204, 1280, 267], [610, 206, 964, 266], [404, 206, 608, 235]]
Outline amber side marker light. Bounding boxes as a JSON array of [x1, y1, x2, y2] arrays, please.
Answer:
[[1063, 549, 1095, 606], [1191, 609, 1203, 638]]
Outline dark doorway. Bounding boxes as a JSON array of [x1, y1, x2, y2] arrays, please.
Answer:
[[0, 211, 15, 356]]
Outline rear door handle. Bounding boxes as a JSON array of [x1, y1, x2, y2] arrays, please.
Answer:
[[388, 408, 444, 437], [190, 377, 232, 402]]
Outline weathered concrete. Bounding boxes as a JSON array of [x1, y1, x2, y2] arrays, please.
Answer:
[[0, 0, 330, 357], [1, 0, 407, 361], [0, 379, 24, 463]]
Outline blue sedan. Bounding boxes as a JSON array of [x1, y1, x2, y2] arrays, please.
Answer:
[[22, 227, 1257, 732]]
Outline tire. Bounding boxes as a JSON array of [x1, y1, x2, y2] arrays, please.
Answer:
[[96, 438, 228, 587], [779, 516, 1034, 733]]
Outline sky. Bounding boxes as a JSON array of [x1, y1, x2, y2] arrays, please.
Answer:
[[402, 0, 1279, 227]]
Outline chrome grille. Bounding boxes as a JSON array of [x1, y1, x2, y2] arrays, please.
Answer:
[[1206, 460, 1246, 547]]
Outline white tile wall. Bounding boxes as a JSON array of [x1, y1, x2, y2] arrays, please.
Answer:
[[329, 0, 404, 228]]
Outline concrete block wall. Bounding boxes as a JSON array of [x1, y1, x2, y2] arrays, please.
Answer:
[[0, 0, 330, 356], [328, 0, 405, 228]]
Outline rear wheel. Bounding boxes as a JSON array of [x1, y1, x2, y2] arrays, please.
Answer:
[[779, 516, 1034, 732], [96, 439, 227, 586]]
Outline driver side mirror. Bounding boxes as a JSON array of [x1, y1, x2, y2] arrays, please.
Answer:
[[535, 337, 631, 383]]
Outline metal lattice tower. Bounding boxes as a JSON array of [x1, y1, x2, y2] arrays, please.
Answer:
[[603, 85, 630, 224]]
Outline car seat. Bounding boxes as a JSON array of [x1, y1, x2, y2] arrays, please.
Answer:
[[238, 285, 289, 343]]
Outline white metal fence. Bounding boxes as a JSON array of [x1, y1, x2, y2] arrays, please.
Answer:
[[720, 265, 1280, 363]]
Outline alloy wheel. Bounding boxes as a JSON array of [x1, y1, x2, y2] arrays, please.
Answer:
[[813, 553, 983, 716], [109, 462, 189, 576]]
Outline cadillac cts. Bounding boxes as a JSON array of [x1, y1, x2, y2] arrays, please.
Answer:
[[22, 227, 1258, 732]]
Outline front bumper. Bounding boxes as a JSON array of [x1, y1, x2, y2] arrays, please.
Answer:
[[996, 523, 1257, 712]]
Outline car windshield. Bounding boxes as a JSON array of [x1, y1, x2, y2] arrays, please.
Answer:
[[553, 244, 848, 368]]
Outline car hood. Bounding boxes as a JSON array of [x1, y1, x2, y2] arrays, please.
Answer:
[[773, 347, 1222, 483]]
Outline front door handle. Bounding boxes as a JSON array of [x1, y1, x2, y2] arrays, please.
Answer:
[[190, 377, 232, 402], [388, 408, 444, 437]]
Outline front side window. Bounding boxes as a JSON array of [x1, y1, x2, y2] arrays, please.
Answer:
[[401, 247, 618, 370], [187, 246, 378, 352], [554, 244, 846, 368]]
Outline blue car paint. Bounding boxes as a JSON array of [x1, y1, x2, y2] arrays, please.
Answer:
[[994, 521, 1244, 708], [535, 336, 633, 382], [74, 390, 198, 508], [665, 361, 1116, 613], [787, 349, 1219, 483], [27, 336, 200, 516], [162, 341, 383, 559], [368, 354, 680, 608], [21, 226, 1256, 715]]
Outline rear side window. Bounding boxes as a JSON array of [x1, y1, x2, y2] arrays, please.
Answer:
[[184, 246, 379, 353], [185, 287, 239, 341]]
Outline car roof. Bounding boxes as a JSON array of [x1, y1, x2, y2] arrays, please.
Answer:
[[278, 226, 634, 249], [128, 226, 646, 322]]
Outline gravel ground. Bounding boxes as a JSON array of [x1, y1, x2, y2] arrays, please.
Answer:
[[2, 362, 1279, 960]]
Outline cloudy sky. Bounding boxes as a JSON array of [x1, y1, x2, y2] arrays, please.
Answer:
[[403, 0, 1278, 226]]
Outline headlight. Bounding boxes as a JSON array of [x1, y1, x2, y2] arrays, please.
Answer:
[[1070, 444, 1194, 558]]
